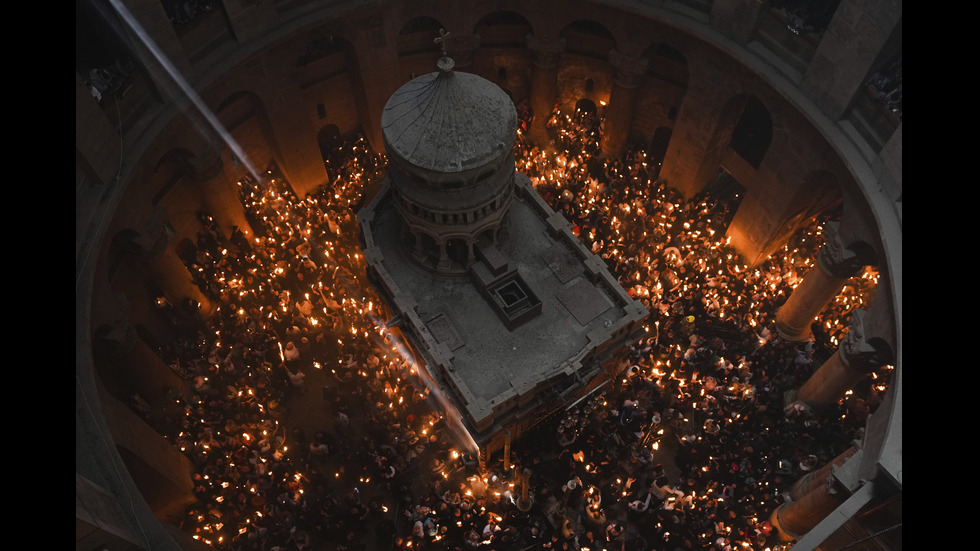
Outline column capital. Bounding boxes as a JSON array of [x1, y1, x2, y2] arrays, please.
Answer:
[[526, 34, 566, 68], [817, 221, 877, 278], [608, 49, 648, 88], [839, 310, 893, 372]]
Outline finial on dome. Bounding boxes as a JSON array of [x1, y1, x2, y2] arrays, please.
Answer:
[[434, 28, 455, 73]]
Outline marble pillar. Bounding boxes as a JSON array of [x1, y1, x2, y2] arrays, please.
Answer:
[[775, 221, 874, 342], [789, 310, 893, 414], [526, 35, 566, 146], [600, 50, 648, 159]]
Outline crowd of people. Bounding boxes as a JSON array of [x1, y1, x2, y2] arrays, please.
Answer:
[[162, 0, 218, 27], [866, 52, 903, 121], [768, 0, 842, 36], [137, 103, 886, 551], [84, 55, 136, 104]]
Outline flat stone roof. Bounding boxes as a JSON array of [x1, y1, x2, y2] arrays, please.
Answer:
[[359, 173, 647, 438]]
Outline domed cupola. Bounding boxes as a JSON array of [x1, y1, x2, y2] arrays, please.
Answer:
[[381, 36, 518, 275]]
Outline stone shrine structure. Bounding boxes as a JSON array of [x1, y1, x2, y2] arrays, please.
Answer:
[[357, 42, 648, 465], [76, 1, 902, 548]]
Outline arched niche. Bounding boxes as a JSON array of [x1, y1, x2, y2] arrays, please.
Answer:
[[174, 237, 198, 267], [398, 16, 445, 57], [475, 10, 533, 48], [213, 90, 275, 182], [645, 43, 688, 90], [556, 20, 615, 113], [559, 20, 616, 61], [649, 126, 672, 174], [397, 16, 446, 81], [317, 124, 342, 161], [729, 96, 773, 169], [150, 148, 197, 204], [473, 10, 534, 103], [575, 97, 598, 116]]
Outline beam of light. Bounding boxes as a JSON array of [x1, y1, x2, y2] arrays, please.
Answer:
[[106, 0, 263, 182]]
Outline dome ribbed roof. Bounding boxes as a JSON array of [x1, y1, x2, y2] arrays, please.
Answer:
[[381, 63, 517, 173]]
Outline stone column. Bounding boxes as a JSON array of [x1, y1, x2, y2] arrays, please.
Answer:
[[788, 445, 857, 501], [101, 391, 198, 522], [600, 50, 648, 159], [348, 12, 401, 155], [437, 239, 451, 271], [774, 222, 874, 342], [769, 469, 848, 542], [263, 91, 329, 198], [465, 237, 477, 265], [117, 207, 213, 317], [478, 446, 489, 476], [93, 317, 186, 412], [788, 310, 893, 414], [147, 244, 213, 317], [203, 154, 256, 243], [412, 229, 425, 260], [526, 35, 566, 146]]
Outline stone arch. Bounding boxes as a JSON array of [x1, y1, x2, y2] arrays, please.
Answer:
[[559, 20, 616, 61], [474, 10, 533, 48], [797, 169, 844, 222], [397, 16, 447, 81], [689, 93, 772, 193], [575, 97, 598, 116], [398, 16, 445, 57], [214, 90, 274, 179], [115, 445, 195, 523], [417, 231, 438, 263], [468, 10, 535, 104], [629, 42, 686, 163], [729, 96, 773, 169], [446, 237, 469, 266], [643, 42, 689, 90], [555, 20, 616, 114], [149, 148, 197, 203], [755, 169, 843, 261], [704, 167, 747, 232], [174, 237, 197, 266], [296, 31, 352, 68]]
